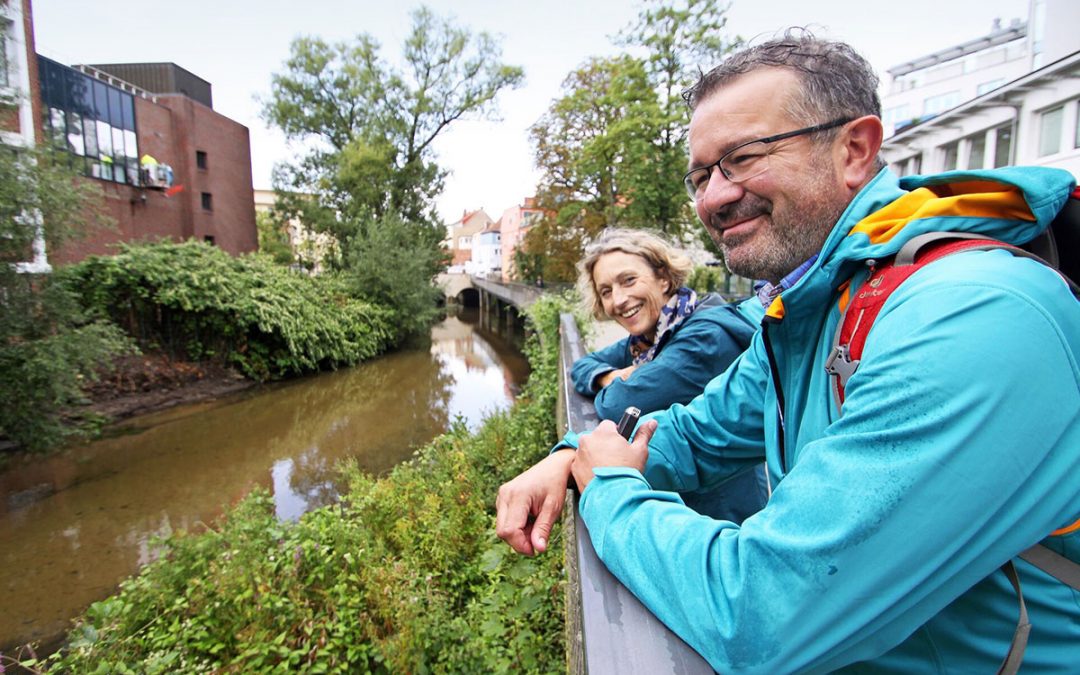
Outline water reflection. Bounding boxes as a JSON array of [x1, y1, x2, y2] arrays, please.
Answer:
[[0, 308, 528, 650]]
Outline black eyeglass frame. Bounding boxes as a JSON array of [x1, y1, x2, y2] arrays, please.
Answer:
[[683, 117, 854, 200]]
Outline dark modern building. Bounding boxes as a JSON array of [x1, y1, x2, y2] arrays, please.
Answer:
[[6, 0, 257, 268]]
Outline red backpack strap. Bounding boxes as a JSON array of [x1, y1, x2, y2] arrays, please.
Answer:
[[825, 233, 1021, 410]]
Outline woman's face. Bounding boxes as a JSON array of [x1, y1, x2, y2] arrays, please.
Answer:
[[592, 251, 673, 339]]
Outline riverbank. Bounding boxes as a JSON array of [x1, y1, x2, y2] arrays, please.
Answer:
[[31, 297, 565, 673], [82, 353, 256, 424]]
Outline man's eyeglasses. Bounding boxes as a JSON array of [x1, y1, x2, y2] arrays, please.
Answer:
[[683, 118, 852, 200]]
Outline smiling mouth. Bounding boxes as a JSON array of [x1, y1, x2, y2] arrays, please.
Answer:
[[618, 304, 642, 319], [716, 212, 765, 232]]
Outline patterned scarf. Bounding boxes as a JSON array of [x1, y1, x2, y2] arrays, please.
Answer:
[[628, 286, 698, 365]]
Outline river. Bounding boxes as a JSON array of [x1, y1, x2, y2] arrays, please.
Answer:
[[0, 307, 528, 652]]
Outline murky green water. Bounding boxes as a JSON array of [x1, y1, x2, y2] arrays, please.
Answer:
[[0, 308, 528, 651]]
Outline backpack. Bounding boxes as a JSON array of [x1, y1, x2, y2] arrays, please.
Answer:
[[824, 187, 1080, 675]]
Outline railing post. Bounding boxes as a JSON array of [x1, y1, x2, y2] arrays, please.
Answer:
[[557, 312, 713, 675]]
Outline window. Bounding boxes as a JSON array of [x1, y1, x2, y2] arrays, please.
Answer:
[[37, 56, 139, 185], [1076, 101, 1080, 149], [940, 141, 959, 171], [993, 125, 1013, 168], [196, 150, 207, 170], [899, 154, 922, 177], [922, 91, 960, 117], [0, 25, 8, 89], [966, 132, 986, 170], [1038, 105, 1064, 157], [976, 79, 1004, 96], [201, 192, 213, 211]]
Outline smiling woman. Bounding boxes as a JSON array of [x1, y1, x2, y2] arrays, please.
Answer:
[[572, 228, 760, 418], [569, 228, 768, 522]]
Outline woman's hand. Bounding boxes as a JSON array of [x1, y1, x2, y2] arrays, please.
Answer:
[[495, 449, 575, 556], [572, 419, 657, 491], [598, 364, 638, 388]]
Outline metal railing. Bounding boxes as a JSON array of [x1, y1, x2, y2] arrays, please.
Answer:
[[557, 312, 713, 674], [470, 276, 545, 309]]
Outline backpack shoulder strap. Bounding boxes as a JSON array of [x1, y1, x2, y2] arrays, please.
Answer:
[[823, 229, 1080, 674], [825, 233, 1019, 409]]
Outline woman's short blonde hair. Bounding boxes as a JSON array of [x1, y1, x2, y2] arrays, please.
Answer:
[[577, 228, 694, 320]]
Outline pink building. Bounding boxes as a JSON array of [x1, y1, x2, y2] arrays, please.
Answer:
[[497, 197, 545, 281]]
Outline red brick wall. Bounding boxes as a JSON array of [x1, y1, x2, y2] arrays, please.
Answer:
[[0, 105, 18, 133], [156, 95, 257, 255], [50, 92, 257, 264]]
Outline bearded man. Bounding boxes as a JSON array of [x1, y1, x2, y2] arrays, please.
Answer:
[[497, 32, 1080, 672]]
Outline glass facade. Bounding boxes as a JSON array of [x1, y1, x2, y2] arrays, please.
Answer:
[[38, 56, 139, 185]]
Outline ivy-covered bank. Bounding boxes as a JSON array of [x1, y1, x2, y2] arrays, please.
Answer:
[[62, 240, 397, 381], [27, 296, 571, 674]]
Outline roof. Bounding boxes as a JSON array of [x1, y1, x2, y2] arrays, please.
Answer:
[[888, 21, 1027, 77], [885, 48, 1080, 144]]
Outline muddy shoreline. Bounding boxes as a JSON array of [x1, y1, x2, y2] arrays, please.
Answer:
[[82, 353, 257, 423]]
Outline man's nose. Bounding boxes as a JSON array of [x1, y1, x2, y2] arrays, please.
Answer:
[[697, 166, 745, 214]]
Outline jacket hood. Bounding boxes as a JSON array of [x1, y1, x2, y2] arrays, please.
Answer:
[[771, 166, 1077, 320]]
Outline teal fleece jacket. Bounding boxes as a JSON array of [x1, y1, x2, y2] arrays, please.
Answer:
[[578, 167, 1080, 673], [570, 294, 763, 421]]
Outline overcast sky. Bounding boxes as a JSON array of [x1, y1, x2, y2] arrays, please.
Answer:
[[31, 0, 1031, 223]]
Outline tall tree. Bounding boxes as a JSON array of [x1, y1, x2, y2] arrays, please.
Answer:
[[618, 0, 741, 247], [261, 6, 524, 335], [521, 0, 739, 282]]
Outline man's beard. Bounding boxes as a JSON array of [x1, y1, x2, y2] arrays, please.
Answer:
[[711, 173, 847, 284]]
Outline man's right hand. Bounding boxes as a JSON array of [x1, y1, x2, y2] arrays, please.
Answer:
[[495, 449, 575, 556]]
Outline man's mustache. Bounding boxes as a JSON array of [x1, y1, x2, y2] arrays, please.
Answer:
[[710, 196, 771, 232]]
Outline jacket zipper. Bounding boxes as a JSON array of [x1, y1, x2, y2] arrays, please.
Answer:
[[761, 317, 787, 474]]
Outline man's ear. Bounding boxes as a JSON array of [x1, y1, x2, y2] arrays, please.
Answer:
[[838, 115, 884, 190]]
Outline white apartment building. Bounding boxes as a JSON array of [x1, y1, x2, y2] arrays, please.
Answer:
[[467, 224, 501, 278], [881, 0, 1080, 179]]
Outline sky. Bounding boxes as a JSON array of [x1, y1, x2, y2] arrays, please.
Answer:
[[31, 0, 1031, 224]]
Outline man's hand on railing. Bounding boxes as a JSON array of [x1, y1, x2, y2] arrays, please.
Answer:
[[496, 449, 576, 556], [571, 419, 657, 492]]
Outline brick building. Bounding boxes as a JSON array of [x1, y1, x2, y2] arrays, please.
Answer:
[[5, 0, 256, 268]]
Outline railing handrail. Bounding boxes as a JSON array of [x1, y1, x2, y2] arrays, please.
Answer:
[[557, 312, 713, 674]]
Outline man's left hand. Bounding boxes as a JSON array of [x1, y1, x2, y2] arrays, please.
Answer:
[[572, 418, 657, 491]]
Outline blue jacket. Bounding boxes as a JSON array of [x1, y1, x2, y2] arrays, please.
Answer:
[[571, 294, 763, 421], [572, 294, 766, 523], [578, 167, 1080, 673]]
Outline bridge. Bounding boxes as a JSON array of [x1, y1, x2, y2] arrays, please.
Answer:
[[437, 272, 551, 332], [437, 272, 546, 308]]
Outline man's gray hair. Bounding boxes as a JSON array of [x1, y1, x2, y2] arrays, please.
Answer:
[[683, 29, 881, 131]]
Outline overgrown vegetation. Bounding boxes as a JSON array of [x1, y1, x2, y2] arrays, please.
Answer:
[[31, 295, 570, 674], [0, 147, 136, 452], [61, 240, 397, 382]]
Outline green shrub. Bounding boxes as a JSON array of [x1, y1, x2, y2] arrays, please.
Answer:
[[60, 240, 397, 381], [0, 272, 135, 452], [42, 295, 572, 673]]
